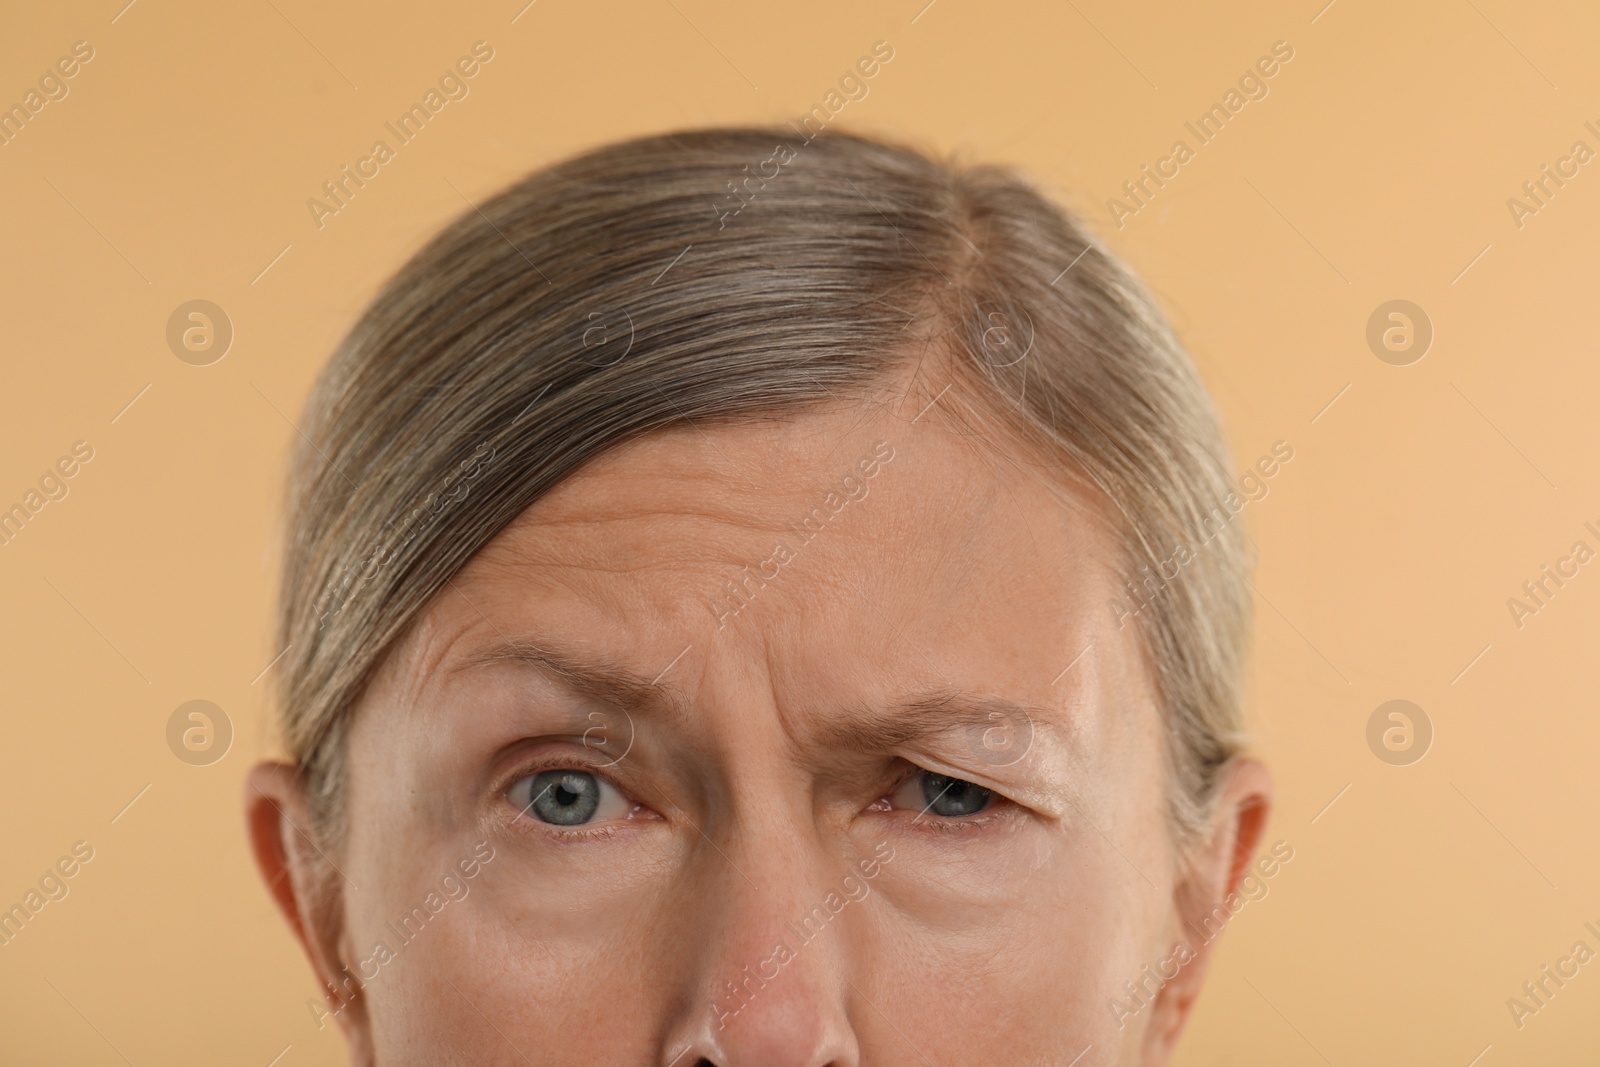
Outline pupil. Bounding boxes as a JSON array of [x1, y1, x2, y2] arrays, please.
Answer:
[[921, 772, 992, 817], [529, 770, 600, 826]]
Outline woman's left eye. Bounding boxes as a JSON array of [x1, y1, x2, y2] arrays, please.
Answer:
[[888, 770, 995, 818], [507, 769, 632, 827]]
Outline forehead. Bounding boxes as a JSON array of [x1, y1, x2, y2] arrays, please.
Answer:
[[376, 388, 1156, 753]]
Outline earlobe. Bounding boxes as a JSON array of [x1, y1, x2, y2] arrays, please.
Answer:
[[245, 762, 368, 1050], [1142, 757, 1275, 1064]]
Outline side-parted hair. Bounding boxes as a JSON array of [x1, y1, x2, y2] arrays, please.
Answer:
[[274, 126, 1252, 861]]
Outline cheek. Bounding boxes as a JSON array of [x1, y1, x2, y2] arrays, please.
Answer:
[[366, 875, 674, 1061], [855, 818, 1170, 1055]]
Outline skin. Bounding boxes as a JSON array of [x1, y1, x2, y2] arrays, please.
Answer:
[[248, 368, 1271, 1066]]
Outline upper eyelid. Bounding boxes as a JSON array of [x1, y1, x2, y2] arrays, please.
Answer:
[[890, 756, 1019, 806], [893, 768, 1007, 810]]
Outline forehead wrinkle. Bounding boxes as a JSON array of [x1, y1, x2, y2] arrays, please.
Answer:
[[481, 498, 820, 576], [446, 637, 693, 722]]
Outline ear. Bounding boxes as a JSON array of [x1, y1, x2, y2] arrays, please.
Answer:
[[245, 761, 372, 1058], [1141, 757, 1274, 1064]]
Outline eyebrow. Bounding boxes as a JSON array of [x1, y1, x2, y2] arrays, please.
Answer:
[[818, 687, 1059, 756], [451, 640, 693, 719], [452, 640, 1059, 756]]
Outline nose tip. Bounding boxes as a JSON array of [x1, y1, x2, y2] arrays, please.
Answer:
[[663, 987, 861, 1067], [658, 801, 870, 1066], [667, 1041, 855, 1067], [659, 916, 863, 1067]]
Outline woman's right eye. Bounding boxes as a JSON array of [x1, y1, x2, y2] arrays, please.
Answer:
[[888, 770, 996, 818], [507, 768, 631, 827]]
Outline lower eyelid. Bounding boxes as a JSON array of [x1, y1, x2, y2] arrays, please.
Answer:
[[891, 800, 1020, 833], [502, 804, 643, 844]]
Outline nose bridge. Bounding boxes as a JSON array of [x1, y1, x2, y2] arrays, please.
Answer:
[[662, 796, 863, 1067]]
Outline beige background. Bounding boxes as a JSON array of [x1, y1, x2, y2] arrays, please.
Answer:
[[3, 0, 1598, 1062]]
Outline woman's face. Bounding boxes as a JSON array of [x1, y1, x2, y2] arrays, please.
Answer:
[[255, 387, 1267, 1065]]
